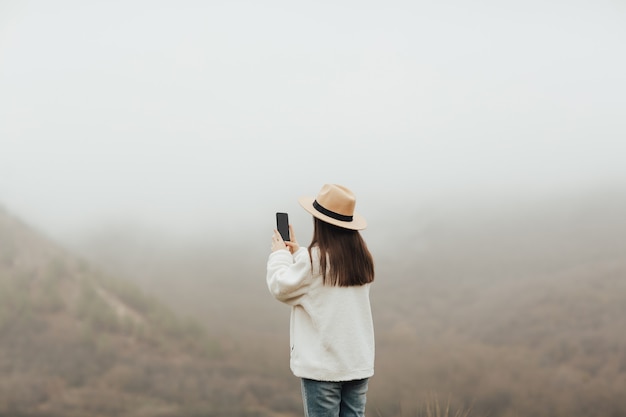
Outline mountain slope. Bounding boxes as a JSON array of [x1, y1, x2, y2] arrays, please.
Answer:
[[0, 206, 298, 417], [368, 188, 626, 416]]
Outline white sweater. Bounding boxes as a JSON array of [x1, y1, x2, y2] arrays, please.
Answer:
[[266, 247, 375, 382]]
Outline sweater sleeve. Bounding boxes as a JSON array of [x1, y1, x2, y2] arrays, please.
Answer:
[[266, 247, 312, 305]]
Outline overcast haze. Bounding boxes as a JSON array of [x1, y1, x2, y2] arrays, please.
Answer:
[[1, 0, 625, 240]]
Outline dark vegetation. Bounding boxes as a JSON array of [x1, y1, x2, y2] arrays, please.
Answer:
[[2, 186, 626, 416]]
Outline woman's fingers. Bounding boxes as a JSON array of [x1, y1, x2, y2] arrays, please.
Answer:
[[271, 229, 288, 252]]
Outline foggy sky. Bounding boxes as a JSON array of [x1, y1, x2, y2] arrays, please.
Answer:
[[1, 0, 625, 240]]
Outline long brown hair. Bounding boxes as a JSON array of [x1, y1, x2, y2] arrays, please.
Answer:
[[308, 217, 375, 287]]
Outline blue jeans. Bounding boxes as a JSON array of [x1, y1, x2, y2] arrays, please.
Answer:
[[301, 378, 369, 417]]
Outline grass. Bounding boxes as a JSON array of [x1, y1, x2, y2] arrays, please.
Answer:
[[375, 393, 473, 417]]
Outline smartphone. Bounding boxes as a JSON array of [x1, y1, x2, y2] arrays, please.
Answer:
[[276, 212, 290, 242]]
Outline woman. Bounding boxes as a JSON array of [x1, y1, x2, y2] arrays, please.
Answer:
[[267, 184, 375, 417]]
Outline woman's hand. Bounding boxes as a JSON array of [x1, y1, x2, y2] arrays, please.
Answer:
[[284, 224, 299, 254], [271, 229, 287, 252], [271, 225, 300, 254]]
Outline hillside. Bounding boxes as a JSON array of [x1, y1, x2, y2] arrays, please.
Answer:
[[72, 187, 626, 417], [368, 188, 626, 415], [0, 206, 300, 417]]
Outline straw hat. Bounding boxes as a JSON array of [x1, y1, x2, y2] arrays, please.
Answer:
[[298, 184, 367, 230]]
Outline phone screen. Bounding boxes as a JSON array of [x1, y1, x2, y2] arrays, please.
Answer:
[[276, 212, 290, 242]]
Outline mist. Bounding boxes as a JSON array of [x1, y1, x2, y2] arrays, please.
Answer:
[[1, 0, 625, 242]]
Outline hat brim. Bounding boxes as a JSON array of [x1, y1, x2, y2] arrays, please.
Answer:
[[298, 196, 367, 230]]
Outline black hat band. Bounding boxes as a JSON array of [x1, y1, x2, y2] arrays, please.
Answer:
[[313, 200, 353, 222]]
